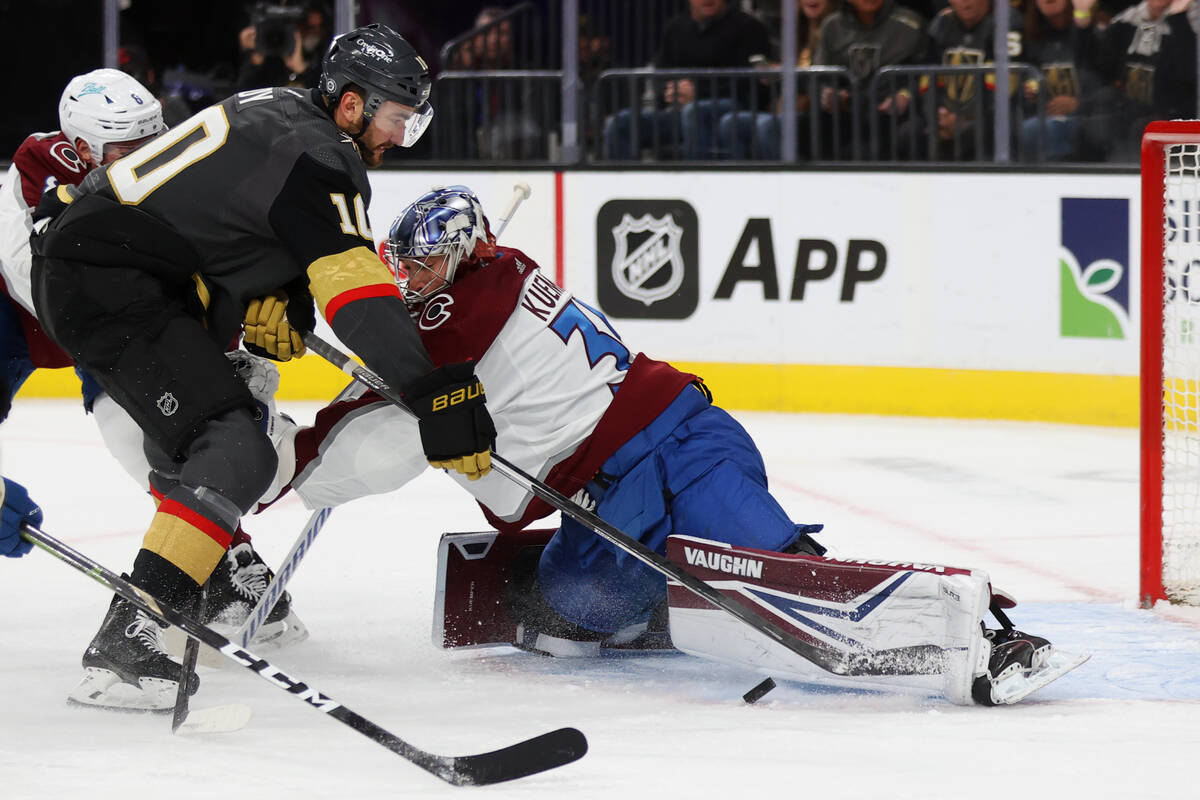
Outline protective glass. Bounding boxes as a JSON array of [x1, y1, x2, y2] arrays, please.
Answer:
[[101, 132, 162, 165]]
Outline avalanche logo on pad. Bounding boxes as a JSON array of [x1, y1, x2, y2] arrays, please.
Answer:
[[1060, 198, 1129, 339], [596, 199, 698, 319]]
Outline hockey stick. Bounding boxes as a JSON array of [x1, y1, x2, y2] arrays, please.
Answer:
[[22, 523, 587, 786], [491, 181, 531, 240], [173, 380, 370, 727], [301, 333, 859, 676], [172, 585, 206, 731]]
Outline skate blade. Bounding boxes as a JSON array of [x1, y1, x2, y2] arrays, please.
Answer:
[[67, 667, 178, 713], [990, 650, 1091, 705], [174, 703, 253, 734]]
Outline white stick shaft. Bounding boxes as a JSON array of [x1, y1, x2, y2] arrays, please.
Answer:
[[493, 182, 531, 240]]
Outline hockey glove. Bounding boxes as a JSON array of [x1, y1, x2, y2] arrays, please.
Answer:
[[406, 363, 496, 481], [0, 478, 40, 558], [243, 291, 306, 362]]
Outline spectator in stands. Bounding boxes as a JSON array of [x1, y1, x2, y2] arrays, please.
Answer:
[[235, 2, 328, 92], [443, 6, 545, 160], [1074, 0, 1197, 161], [449, 6, 514, 69], [718, 0, 842, 160], [896, 0, 1024, 160], [1016, 0, 1102, 160], [813, 0, 928, 158], [601, 0, 771, 160]]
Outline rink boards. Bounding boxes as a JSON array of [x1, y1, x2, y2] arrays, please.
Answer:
[[18, 168, 1142, 426]]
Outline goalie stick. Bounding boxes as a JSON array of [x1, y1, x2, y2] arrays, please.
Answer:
[[302, 332, 909, 678], [22, 523, 587, 786]]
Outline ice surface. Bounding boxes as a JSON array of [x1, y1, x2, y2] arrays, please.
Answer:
[[0, 400, 1194, 799]]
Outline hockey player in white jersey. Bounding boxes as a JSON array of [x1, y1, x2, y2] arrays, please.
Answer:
[[274, 185, 1082, 706]]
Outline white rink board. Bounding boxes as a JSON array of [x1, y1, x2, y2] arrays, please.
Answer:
[[558, 171, 1142, 376]]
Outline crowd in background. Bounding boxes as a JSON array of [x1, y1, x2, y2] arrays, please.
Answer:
[[1, 0, 1195, 164]]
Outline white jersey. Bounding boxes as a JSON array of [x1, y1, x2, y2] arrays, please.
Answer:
[[291, 247, 695, 528]]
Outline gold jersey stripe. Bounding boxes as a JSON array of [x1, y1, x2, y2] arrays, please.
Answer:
[[307, 246, 397, 320], [141, 510, 229, 585]]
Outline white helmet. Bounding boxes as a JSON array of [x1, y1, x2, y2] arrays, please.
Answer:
[[58, 68, 164, 166]]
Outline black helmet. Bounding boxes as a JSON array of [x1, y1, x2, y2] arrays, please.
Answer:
[[320, 24, 432, 121]]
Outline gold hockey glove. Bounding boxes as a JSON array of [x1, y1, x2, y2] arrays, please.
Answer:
[[243, 291, 306, 361]]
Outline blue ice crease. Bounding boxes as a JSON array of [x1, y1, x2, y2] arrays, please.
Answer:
[[1003, 602, 1200, 701]]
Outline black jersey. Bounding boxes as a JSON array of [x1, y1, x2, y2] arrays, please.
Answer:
[[41, 87, 432, 394], [815, 1, 928, 81]]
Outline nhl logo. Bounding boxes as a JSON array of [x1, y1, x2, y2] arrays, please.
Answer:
[[596, 199, 698, 320], [156, 392, 179, 417], [610, 213, 685, 306]]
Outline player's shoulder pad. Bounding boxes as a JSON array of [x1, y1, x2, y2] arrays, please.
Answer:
[[492, 247, 543, 278]]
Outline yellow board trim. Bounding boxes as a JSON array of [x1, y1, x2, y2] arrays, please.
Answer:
[[16, 362, 1139, 427], [671, 363, 1138, 428]]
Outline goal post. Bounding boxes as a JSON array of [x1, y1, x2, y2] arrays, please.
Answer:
[[1141, 120, 1200, 607]]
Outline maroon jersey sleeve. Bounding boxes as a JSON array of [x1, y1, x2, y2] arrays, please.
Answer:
[[11, 132, 90, 208]]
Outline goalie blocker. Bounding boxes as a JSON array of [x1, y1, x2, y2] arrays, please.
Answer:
[[434, 530, 1088, 705]]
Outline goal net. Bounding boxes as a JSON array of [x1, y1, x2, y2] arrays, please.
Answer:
[[1142, 120, 1200, 606]]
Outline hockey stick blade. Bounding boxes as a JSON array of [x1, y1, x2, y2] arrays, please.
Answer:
[[22, 524, 587, 786], [174, 703, 254, 734]]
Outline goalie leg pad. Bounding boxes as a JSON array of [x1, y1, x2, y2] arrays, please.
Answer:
[[666, 535, 991, 704]]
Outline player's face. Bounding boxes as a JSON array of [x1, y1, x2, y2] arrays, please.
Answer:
[[358, 101, 427, 166], [401, 254, 451, 299]]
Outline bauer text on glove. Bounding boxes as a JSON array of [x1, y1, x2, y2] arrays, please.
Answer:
[[405, 363, 496, 481]]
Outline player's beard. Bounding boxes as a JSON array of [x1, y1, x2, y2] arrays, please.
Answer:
[[355, 125, 392, 167]]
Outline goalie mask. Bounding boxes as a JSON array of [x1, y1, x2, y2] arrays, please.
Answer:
[[383, 185, 494, 306], [59, 68, 165, 168]]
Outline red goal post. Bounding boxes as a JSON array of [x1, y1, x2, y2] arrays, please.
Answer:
[[1141, 120, 1200, 607]]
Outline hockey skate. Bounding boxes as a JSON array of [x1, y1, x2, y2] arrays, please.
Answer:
[[203, 542, 308, 648], [68, 594, 196, 713], [970, 624, 1090, 706]]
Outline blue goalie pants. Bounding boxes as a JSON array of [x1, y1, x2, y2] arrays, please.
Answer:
[[0, 295, 101, 419], [537, 385, 814, 634]]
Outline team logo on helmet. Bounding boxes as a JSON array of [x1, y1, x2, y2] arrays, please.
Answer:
[[610, 213, 685, 307], [355, 38, 394, 63], [156, 392, 179, 417], [77, 82, 106, 98]]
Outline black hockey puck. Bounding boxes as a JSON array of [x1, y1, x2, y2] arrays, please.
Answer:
[[742, 677, 776, 704]]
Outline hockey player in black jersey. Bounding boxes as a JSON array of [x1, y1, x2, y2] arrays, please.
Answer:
[[30, 24, 496, 712]]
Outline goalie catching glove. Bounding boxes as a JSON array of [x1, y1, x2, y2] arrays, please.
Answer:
[[243, 291, 306, 361], [406, 362, 496, 481]]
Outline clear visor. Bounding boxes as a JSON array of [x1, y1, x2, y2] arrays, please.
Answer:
[[371, 99, 434, 149], [100, 132, 161, 165]]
